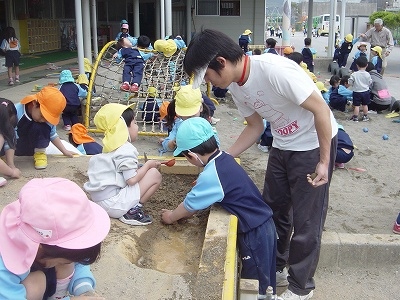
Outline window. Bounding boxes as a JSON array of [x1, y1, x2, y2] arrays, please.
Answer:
[[196, 0, 240, 16]]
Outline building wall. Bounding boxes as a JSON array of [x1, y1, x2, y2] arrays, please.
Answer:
[[299, 2, 377, 18], [192, 0, 267, 45]]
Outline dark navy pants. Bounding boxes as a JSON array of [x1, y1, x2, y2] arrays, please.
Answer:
[[123, 60, 144, 85], [15, 115, 51, 156], [238, 218, 277, 295]]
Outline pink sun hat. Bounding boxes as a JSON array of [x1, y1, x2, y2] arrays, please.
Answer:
[[0, 178, 110, 274]]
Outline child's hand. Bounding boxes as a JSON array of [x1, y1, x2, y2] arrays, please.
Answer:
[[63, 150, 76, 158], [112, 52, 118, 59], [161, 209, 174, 224], [145, 159, 161, 169], [10, 167, 21, 178], [167, 140, 176, 151]]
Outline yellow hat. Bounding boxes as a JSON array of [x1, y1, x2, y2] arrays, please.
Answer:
[[154, 39, 177, 57], [345, 34, 353, 43], [174, 85, 202, 117], [316, 81, 328, 92], [243, 29, 252, 35], [147, 86, 158, 97], [83, 58, 92, 73], [371, 46, 382, 58], [76, 74, 89, 85], [283, 47, 294, 55], [94, 103, 133, 153]]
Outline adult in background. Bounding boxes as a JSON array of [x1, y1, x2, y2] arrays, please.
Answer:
[[360, 18, 394, 75], [183, 28, 338, 300]]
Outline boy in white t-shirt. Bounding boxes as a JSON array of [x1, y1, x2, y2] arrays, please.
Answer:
[[183, 29, 338, 300]]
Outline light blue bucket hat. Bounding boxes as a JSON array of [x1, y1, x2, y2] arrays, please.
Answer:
[[59, 70, 75, 84]]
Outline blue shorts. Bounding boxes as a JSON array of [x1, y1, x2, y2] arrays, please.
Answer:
[[5, 50, 20, 67], [352, 91, 371, 106]]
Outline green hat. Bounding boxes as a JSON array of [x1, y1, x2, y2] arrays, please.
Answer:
[[174, 117, 214, 156]]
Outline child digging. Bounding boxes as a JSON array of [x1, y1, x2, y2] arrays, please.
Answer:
[[161, 117, 278, 299], [84, 103, 162, 225]]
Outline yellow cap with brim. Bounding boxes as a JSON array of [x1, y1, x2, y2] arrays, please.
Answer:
[[371, 46, 382, 58], [175, 85, 202, 117], [154, 39, 177, 57], [147, 86, 158, 97], [21, 86, 66, 125], [76, 74, 89, 85], [243, 29, 252, 35], [94, 103, 134, 153], [83, 58, 92, 73], [316, 81, 328, 92], [345, 34, 353, 43], [283, 47, 294, 55]]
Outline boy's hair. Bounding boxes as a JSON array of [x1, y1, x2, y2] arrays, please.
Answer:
[[329, 75, 340, 86], [253, 48, 262, 55], [182, 135, 218, 156], [265, 38, 277, 48], [287, 52, 303, 65], [355, 56, 368, 68], [0, 99, 17, 149], [121, 107, 135, 127], [137, 35, 151, 48], [366, 62, 375, 72], [304, 37, 311, 46], [38, 243, 102, 266], [183, 29, 243, 78], [340, 75, 350, 85], [4, 26, 16, 39]]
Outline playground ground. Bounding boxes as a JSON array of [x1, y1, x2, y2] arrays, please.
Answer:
[[1, 31, 400, 299]]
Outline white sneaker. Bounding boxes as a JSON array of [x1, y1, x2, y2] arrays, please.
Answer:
[[0, 177, 7, 187], [280, 289, 313, 300], [257, 144, 269, 153], [210, 116, 220, 125], [276, 267, 289, 287]]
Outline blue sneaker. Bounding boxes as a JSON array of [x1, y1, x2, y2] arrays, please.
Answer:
[[119, 206, 152, 225]]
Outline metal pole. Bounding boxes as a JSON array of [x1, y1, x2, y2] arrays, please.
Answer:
[[327, 0, 338, 57], [74, 0, 85, 74], [282, 0, 291, 46]]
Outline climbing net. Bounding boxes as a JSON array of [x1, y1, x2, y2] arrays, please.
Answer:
[[83, 40, 189, 135]]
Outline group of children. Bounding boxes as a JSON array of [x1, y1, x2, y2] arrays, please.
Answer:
[[0, 77, 281, 299]]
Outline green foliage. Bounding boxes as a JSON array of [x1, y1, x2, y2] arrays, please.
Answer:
[[369, 11, 400, 29]]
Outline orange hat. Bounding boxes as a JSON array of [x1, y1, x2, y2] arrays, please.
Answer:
[[70, 123, 95, 144], [21, 86, 66, 125], [159, 101, 170, 121], [283, 47, 294, 55]]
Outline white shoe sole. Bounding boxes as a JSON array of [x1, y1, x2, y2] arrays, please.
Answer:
[[0, 177, 7, 187], [119, 217, 152, 226]]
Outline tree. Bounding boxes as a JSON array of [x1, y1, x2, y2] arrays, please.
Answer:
[[369, 11, 400, 29]]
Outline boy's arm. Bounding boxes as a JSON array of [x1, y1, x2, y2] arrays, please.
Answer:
[[51, 137, 75, 157], [161, 202, 196, 224]]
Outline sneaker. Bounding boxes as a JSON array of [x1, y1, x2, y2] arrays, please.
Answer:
[[350, 115, 358, 122], [15, 78, 20, 83], [276, 267, 289, 287], [0, 177, 7, 187], [257, 144, 269, 153], [120, 82, 130, 91], [393, 222, 400, 234], [63, 125, 71, 131], [210, 116, 220, 125], [280, 289, 313, 300], [119, 206, 152, 225], [33, 152, 48, 170], [130, 83, 139, 93], [8, 79, 14, 86], [362, 115, 370, 122]]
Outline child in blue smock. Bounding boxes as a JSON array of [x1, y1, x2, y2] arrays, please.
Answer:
[[161, 117, 277, 299]]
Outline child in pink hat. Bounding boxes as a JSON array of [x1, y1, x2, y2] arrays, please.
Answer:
[[0, 177, 110, 299]]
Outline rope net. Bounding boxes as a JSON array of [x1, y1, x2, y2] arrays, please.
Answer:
[[83, 40, 189, 135]]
